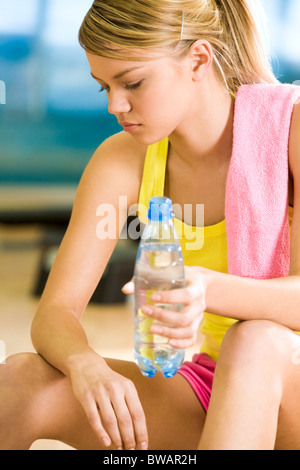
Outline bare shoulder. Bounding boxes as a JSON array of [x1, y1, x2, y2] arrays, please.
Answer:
[[94, 131, 147, 165], [79, 131, 147, 207]]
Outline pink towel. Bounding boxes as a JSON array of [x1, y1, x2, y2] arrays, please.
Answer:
[[225, 84, 300, 279]]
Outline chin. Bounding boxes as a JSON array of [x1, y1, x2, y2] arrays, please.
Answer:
[[130, 128, 170, 146]]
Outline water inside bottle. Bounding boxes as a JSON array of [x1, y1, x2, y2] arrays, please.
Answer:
[[134, 244, 185, 378]]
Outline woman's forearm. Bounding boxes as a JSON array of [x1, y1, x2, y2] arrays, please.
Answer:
[[205, 270, 300, 331], [31, 303, 103, 377]]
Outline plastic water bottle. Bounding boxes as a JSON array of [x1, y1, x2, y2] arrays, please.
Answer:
[[134, 197, 185, 378]]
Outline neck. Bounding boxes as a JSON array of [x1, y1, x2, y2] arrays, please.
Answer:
[[168, 73, 234, 170]]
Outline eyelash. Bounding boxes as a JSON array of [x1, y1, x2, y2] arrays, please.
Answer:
[[98, 80, 143, 93]]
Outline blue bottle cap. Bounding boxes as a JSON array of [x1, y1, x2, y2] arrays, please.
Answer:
[[148, 197, 173, 221]]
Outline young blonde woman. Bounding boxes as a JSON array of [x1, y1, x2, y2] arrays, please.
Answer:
[[1, 0, 300, 450]]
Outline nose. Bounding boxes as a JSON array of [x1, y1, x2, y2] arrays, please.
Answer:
[[107, 90, 131, 115]]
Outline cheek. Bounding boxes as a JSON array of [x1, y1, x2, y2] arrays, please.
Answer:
[[131, 80, 191, 143], [141, 86, 186, 124]]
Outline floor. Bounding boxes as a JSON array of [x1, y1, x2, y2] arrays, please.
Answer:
[[0, 223, 202, 450]]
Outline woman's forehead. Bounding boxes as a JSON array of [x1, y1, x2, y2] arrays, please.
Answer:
[[86, 50, 180, 78]]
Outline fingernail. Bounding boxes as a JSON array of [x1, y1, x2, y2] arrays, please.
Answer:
[[142, 306, 153, 315], [103, 437, 111, 447], [151, 325, 163, 334], [151, 293, 161, 301], [140, 442, 148, 450]]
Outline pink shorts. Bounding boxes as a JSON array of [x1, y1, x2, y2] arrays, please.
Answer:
[[178, 353, 216, 412]]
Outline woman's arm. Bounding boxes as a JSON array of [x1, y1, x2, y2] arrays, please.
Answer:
[[204, 271, 300, 330], [32, 133, 137, 370], [31, 132, 149, 449]]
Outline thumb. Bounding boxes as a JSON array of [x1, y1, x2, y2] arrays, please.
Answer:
[[121, 278, 134, 294]]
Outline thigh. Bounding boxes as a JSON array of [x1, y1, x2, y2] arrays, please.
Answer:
[[3, 353, 205, 450], [202, 321, 300, 450], [275, 329, 300, 450], [234, 322, 300, 450], [106, 358, 206, 450]]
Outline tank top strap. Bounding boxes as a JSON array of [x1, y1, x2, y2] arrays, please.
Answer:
[[137, 138, 169, 224]]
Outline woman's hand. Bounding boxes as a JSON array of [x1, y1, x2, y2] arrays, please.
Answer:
[[67, 352, 148, 450], [122, 266, 208, 349]]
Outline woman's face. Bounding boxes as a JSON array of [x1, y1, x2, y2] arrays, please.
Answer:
[[86, 50, 197, 145]]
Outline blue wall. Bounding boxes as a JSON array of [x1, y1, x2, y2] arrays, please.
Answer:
[[0, 0, 299, 185]]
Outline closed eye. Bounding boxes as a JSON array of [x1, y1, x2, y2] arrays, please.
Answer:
[[98, 80, 144, 94], [125, 80, 144, 91]]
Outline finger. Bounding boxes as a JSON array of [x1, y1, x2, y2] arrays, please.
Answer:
[[169, 336, 199, 349], [124, 385, 148, 450], [151, 323, 197, 341], [150, 309, 203, 340], [111, 396, 137, 450], [82, 396, 112, 448], [111, 380, 148, 450], [121, 279, 134, 294], [97, 395, 124, 450], [151, 282, 204, 305], [142, 305, 193, 328]]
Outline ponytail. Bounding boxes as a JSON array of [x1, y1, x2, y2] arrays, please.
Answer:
[[213, 0, 277, 93]]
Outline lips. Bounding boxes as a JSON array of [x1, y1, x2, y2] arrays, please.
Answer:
[[119, 122, 141, 132]]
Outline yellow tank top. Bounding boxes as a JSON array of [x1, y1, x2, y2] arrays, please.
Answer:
[[137, 138, 294, 362]]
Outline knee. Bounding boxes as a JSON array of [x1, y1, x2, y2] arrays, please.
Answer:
[[0, 352, 65, 449], [212, 322, 284, 413], [0, 352, 36, 381], [224, 319, 281, 345], [0, 353, 47, 406], [1, 352, 49, 385], [218, 320, 284, 370], [0, 352, 64, 412], [0, 353, 42, 448], [2, 352, 65, 391], [4, 351, 37, 367]]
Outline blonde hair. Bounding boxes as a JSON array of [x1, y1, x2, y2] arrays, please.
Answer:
[[78, 0, 277, 95]]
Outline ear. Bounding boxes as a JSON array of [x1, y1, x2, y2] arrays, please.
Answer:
[[188, 40, 213, 82]]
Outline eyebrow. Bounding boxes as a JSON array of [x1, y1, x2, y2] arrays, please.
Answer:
[[90, 66, 145, 83]]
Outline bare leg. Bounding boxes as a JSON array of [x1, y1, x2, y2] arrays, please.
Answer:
[[199, 320, 300, 450], [0, 352, 205, 450]]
